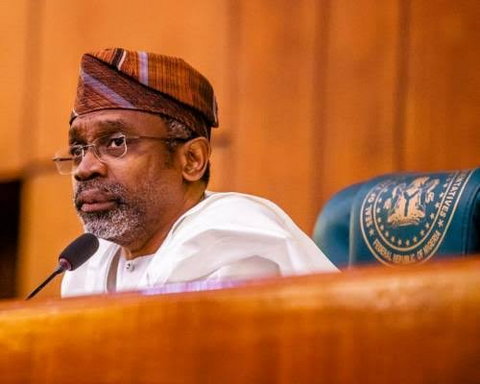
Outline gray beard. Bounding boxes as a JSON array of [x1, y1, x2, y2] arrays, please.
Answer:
[[80, 205, 144, 244], [74, 180, 148, 245]]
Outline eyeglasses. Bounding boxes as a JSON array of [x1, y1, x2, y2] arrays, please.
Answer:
[[53, 133, 191, 175]]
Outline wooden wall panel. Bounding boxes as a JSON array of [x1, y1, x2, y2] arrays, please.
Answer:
[[11, 0, 480, 297], [318, 0, 402, 206], [232, 0, 322, 231], [0, 0, 28, 177], [403, 0, 480, 170], [17, 174, 81, 297]]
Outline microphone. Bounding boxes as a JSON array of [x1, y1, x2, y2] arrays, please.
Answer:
[[26, 233, 99, 300]]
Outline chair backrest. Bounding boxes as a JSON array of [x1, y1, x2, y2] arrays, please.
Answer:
[[314, 168, 480, 268]]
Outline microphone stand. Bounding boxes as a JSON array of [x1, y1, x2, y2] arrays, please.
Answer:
[[25, 265, 65, 300]]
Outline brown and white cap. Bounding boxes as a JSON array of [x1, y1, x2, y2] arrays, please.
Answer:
[[70, 48, 218, 138]]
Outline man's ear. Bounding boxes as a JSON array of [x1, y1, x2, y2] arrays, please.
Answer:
[[179, 137, 211, 182]]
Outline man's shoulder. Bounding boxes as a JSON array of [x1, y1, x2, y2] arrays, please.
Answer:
[[168, 191, 338, 274], [193, 191, 289, 223], [204, 191, 278, 208], [168, 191, 304, 241]]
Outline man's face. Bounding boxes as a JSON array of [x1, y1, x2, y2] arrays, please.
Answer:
[[69, 109, 185, 252]]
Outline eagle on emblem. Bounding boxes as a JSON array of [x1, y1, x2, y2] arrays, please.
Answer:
[[383, 177, 440, 227]]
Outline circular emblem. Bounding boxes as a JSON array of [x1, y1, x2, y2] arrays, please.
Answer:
[[360, 171, 472, 265]]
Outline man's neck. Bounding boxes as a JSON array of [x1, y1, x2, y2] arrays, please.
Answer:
[[123, 186, 206, 260]]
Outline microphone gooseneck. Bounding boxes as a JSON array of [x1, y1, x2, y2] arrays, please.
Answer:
[[26, 233, 99, 300], [25, 266, 65, 300]]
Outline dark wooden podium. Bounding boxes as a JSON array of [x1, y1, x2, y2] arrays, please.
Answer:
[[1, 258, 479, 383]]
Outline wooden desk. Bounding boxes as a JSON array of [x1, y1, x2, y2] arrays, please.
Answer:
[[1, 257, 479, 383]]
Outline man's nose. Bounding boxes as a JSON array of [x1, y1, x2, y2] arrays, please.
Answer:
[[73, 148, 107, 181]]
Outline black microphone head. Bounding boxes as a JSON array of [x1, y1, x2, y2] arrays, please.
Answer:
[[58, 233, 99, 271]]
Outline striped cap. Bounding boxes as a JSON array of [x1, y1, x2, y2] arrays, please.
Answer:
[[70, 48, 218, 137]]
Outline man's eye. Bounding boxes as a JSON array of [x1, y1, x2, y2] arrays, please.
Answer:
[[107, 136, 126, 148], [69, 146, 83, 157]]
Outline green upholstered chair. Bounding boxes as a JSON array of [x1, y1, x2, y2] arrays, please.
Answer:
[[313, 168, 480, 268]]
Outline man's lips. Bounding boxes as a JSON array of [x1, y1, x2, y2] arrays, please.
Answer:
[[76, 189, 119, 213], [80, 201, 117, 212]]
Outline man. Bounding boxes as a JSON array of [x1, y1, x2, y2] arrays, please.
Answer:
[[58, 48, 337, 297]]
